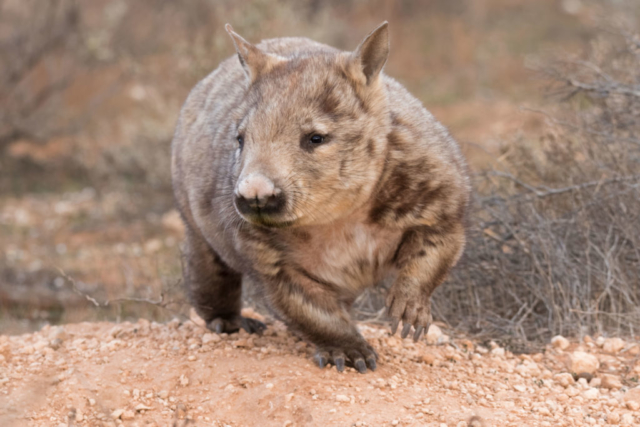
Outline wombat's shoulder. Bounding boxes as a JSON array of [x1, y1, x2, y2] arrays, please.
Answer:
[[383, 77, 468, 172]]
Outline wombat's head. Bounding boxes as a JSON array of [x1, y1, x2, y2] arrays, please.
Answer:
[[225, 22, 392, 227]]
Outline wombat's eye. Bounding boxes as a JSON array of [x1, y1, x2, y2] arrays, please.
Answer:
[[237, 135, 244, 148], [309, 134, 324, 144]]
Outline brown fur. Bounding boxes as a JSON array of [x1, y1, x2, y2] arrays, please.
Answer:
[[171, 22, 471, 373]]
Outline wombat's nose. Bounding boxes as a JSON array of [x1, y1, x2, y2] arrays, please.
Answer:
[[235, 173, 285, 216]]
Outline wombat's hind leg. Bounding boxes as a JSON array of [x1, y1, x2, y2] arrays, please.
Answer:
[[314, 340, 378, 373], [207, 316, 266, 334], [183, 229, 266, 334]]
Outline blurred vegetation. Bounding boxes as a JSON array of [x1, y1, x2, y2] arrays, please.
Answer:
[[432, 15, 640, 345], [1, 0, 638, 344]]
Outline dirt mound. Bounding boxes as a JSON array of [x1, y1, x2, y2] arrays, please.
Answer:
[[1, 315, 639, 426]]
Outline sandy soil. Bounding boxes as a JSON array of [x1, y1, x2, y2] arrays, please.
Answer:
[[1, 310, 639, 427]]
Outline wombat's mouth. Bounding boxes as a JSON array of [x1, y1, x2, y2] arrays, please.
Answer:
[[239, 213, 297, 229]]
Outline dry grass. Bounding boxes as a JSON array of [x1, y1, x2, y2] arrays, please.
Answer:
[[423, 26, 640, 343]]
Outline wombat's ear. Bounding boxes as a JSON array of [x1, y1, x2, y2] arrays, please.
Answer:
[[347, 21, 390, 85], [225, 24, 284, 83]]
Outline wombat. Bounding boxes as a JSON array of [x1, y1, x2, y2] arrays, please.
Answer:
[[171, 22, 470, 373]]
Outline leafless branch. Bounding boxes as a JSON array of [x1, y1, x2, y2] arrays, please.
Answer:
[[56, 268, 188, 318]]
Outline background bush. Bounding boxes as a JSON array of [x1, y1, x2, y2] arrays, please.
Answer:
[[428, 26, 640, 343]]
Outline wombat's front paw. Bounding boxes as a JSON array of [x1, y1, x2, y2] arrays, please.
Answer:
[[386, 287, 432, 342], [314, 340, 378, 374], [207, 315, 266, 334]]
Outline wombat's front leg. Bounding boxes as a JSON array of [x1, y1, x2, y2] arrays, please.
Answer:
[[183, 229, 266, 334], [266, 275, 378, 373], [386, 223, 466, 341]]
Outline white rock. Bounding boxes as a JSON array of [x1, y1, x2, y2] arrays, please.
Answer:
[[551, 335, 570, 350], [48, 326, 68, 341], [607, 412, 620, 424], [111, 409, 124, 419], [335, 395, 350, 402], [626, 400, 640, 411], [33, 340, 48, 351], [179, 374, 189, 387], [566, 387, 581, 397], [421, 353, 437, 365], [623, 385, 640, 407], [491, 347, 505, 358], [554, 373, 575, 388], [202, 333, 221, 344], [583, 388, 599, 400], [108, 325, 123, 338], [606, 398, 620, 408], [620, 413, 634, 425], [569, 351, 599, 375], [49, 338, 63, 350], [425, 325, 443, 345], [515, 361, 541, 378], [602, 338, 625, 354], [121, 410, 135, 420]]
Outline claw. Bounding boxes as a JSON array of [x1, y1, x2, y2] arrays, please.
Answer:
[[390, 318, 400, 335], [413, 326, 424, 342], [208, 318, 225, 334], [401, 323, 412, 339], [242, 317, 267, 334], [314, 353, 328, 368], [366, 356, 377, 371], [335, 357, 345, 372], [354, 359, 367, 374]]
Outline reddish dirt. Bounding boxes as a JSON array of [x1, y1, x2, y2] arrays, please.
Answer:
[[1, 311, 639, 427]]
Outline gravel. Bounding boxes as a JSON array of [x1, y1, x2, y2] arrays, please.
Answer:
[[0, 316, 639, 426]]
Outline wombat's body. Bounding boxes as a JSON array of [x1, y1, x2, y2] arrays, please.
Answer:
[[171, 23, 470, 373]]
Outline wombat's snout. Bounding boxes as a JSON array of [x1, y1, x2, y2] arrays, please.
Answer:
[[234, 173, 286, 218]]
